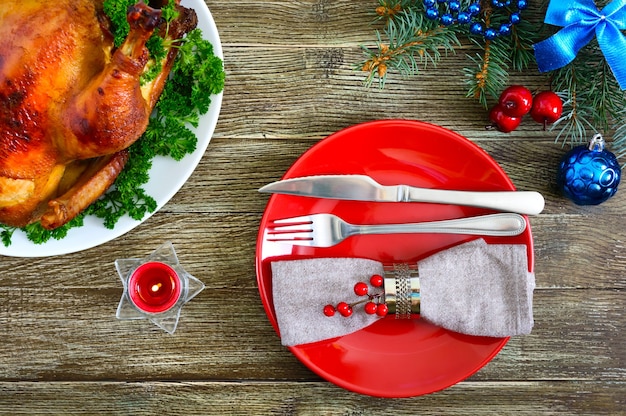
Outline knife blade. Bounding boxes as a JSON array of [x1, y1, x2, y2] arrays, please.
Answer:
[[259, 174, 544, 215]]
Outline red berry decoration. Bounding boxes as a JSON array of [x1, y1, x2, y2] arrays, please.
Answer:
[[376, 303, 389, 317], [499, 85, 533, 117], [488, 104, 522, 133], [530, 91, 563, 129], [364, 302, 378, 315], [354, 282, 369, 296], [336, 302, 353, 317], [323, 304, 336, 317], [370, 274, 383, 288], [324, 274, 390, 319]]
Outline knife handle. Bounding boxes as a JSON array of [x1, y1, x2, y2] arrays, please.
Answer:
[[405, 187, 545, 215]]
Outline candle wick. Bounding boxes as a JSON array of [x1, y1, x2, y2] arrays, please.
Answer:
[[151, 283, 162, 292]]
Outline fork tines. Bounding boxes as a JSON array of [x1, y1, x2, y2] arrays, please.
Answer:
[[266, 215, 314, 242]]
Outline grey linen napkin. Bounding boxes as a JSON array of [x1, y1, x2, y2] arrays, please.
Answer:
[[271, 239, 535, 347]]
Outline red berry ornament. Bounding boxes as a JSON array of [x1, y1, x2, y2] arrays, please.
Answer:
[[323, 304, 336, 317], [354, 282, 369, 296], [499, 85, 533, 117], [530, 91, 563, 128], [488, 104, 521, 133], [336, 302, 353, 317], [370, 274, 383, 288], [324, 274, 389, 319], [364, 302, 378, 315]]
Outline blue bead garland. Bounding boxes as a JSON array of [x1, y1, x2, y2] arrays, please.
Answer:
[[423, 0, 527, 40]]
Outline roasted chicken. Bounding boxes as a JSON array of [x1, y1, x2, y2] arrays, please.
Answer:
[[0, 0, 197, 229]]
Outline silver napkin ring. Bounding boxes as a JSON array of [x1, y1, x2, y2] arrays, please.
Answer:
[[383, 263, 420, 319]]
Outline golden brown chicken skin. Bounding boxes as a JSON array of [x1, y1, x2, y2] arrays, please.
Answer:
[[0, 0, 197, 229]]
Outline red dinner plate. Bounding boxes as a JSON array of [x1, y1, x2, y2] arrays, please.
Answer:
[[256, 120, 534, 397]]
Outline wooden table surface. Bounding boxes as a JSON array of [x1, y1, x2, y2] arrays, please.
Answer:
[[1, 1, 624, 414]]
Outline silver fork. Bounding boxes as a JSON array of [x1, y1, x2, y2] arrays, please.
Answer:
[[266, 213, 527, 247]]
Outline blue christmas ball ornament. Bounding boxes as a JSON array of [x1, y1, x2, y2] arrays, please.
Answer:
[[557, 134, 621, 205], [468, 2, 481, 15], [441, 13, 454, 25], [420, 0, 523, 40], [426, 7, 439, 19], [469, 22, 484, 35], [457, 11, 471, 24], [484, 27, 498, 39]]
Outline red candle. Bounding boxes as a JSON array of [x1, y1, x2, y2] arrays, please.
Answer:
[[128, 262, 182, 314]]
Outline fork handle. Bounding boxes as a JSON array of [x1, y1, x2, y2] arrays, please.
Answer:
[[351, 213, 527, 237]]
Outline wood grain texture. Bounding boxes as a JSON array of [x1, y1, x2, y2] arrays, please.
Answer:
[[0, 0, 624, 414], [0, 381, 624, 415]]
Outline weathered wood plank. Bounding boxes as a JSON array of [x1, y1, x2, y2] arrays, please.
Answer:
[[0, 284, 622, 382], [213, 45, 560, 141], [0, 380, 623, 415], [209, 0, 383, 45], [2, 209, 626, 290], [174, 138, 625, 216]]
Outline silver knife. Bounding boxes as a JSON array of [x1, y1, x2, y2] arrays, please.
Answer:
[[259, 174, 544, 215]]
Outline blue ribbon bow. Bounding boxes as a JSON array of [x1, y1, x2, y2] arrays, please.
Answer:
[[534, 0, 626, 89]]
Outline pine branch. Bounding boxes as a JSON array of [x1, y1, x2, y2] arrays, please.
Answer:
[[506, 17, 538, 73], [550, 63, 596, 146], [464, 37, 509, 108], [549, 39, 626, 156], [358, 4, 462, 88], [587, 59, 624, 132], [360, 1, 538, 105], [372, 0, 411, 21], [613, 120, 626, 160], [463, 6, 538, 108]]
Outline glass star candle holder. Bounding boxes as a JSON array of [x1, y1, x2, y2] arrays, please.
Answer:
[[115, 241, 204, 334]]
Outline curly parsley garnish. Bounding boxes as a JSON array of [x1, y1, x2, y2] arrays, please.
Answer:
[[1, 1, 225, 247]]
